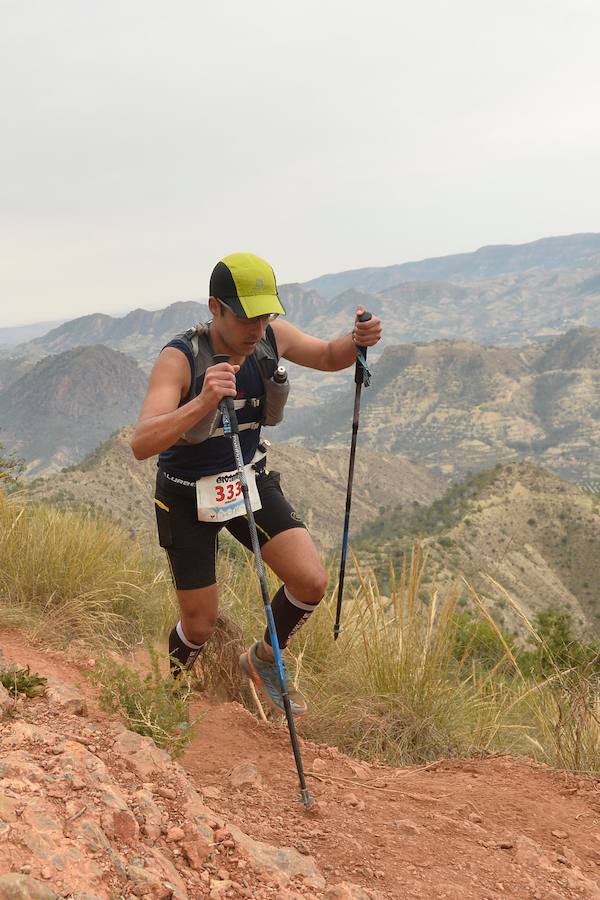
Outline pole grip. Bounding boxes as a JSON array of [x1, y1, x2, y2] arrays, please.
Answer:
[[213, 354, 238, 433], [354, 310, 372, 385]]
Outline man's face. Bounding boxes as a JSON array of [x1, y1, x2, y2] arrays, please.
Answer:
[[209, 297, 269, 357]]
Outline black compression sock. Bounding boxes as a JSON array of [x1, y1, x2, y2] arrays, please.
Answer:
[[263, 585, 320, 649], [168, 622, 205, 677]]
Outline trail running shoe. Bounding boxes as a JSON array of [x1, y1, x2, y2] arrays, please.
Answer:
[[239, 642, 307, 717]]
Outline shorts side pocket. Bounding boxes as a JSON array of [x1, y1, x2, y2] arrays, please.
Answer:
[[154, 498, 173, 548], [265, 469, 283, 495]]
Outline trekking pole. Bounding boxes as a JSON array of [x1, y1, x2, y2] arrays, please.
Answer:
[[213, 354, 313, 809], [333, 311, 372, 640]]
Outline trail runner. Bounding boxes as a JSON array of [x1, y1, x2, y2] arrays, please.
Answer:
[[131, 252, 382, 715]]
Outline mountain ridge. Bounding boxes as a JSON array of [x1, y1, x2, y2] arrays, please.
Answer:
[[21, 300, 210, 369], [303, 232, 600, 298], [8, 233, 600, 363]]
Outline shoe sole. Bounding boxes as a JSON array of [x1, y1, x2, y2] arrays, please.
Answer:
[[239, 650, 306, 718]]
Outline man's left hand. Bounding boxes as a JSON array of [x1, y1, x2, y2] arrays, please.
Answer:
[[353, 307, 382, 348]]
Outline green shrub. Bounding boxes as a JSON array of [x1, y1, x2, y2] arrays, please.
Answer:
[[0, 664, 47, 698], [356, 468, 498, 546], [0, 442, 24, 488], [453, 611, 515, 670], [519, 607, 600, 678], [89, 648, 198, 756]]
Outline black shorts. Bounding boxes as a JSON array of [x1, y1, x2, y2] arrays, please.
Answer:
[[154, 467, 307, 590]]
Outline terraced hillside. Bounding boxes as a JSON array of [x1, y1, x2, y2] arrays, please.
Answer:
[[355, 463, 600, 637], [279, 327, 600, 482]]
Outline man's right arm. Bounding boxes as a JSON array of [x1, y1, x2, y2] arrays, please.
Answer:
[[130, 349, 239, 460]]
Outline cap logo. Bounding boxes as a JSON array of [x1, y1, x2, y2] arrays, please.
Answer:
[[255, 278, 264, 289]]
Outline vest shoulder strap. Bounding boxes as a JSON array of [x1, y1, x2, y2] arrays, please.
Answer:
[[171, 321, 279, 389]]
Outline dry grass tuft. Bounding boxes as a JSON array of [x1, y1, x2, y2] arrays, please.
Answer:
[[0, 490, 174, 650], [192, 610, 250, 704]]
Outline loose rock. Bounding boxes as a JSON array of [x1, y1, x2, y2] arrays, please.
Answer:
[[166, 826, 185, 843], [182, 838, 212, 871], [227, 824, 325, 889], [157, 786, 177, 801], [229, 762, 264, 790], [324, 884, 373, 900], [0, 684, 13, 718], [0, 874, 59, 900]]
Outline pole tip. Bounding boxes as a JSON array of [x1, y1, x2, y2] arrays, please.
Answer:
[[300, 789, 315, 809]]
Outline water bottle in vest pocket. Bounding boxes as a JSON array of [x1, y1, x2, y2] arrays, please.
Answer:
[[262, 365, 290, 426]]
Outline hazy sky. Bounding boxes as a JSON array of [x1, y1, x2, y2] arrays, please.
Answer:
[[2, 0, 599, 326]]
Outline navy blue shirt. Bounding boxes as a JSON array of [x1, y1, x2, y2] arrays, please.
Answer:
[[158, 340, 265, 479]]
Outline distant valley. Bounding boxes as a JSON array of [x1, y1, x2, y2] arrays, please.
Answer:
[[1, 327, 598, 481]]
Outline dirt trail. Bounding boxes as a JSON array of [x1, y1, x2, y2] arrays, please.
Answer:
[[3, 632, 600, 899]]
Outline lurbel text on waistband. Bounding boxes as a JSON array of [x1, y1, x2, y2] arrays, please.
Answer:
[[162, 471, 197, 487]]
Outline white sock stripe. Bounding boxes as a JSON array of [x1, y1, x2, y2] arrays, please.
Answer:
[[176, 621, 205, 650], [283, 585, 319, 613]]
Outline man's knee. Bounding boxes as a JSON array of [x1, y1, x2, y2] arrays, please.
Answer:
[[291, 567, 328, 604], [180, 611, 217, 646], [177, 587, 219, 646], [312, 568, 328, 601]]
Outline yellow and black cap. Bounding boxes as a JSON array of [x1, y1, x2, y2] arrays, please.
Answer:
[[210, 252, 286, 319]]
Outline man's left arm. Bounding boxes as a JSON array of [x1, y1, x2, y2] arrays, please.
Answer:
[[271, 307, 382, 371]]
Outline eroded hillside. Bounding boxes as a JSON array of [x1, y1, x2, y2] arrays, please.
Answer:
[[0, 347, 148, 476], [356, 463, 600, 637]]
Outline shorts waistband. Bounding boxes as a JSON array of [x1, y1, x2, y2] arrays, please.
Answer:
[[161, 471, 196, 488], [156, 469, 196, 497], [157, 459, 268, 496]]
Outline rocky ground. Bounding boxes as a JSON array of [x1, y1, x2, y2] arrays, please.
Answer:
[[3, 634, 600, 899]]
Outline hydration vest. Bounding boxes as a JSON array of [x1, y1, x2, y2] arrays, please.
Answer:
[[172, 322, 289, 445]]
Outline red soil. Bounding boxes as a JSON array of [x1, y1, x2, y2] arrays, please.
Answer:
[[3, 632, 600, 899]]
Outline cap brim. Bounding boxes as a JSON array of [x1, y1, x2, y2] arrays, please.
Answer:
[[239, 293, 286, 318]]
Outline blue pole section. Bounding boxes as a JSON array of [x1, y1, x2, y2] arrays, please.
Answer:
[[214, 355, 313, 808]]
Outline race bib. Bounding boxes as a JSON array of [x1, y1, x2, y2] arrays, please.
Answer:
[[196, 463, 262, 523]]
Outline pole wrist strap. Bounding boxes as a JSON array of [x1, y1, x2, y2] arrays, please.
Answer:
[[355, 349, 372, 387]]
